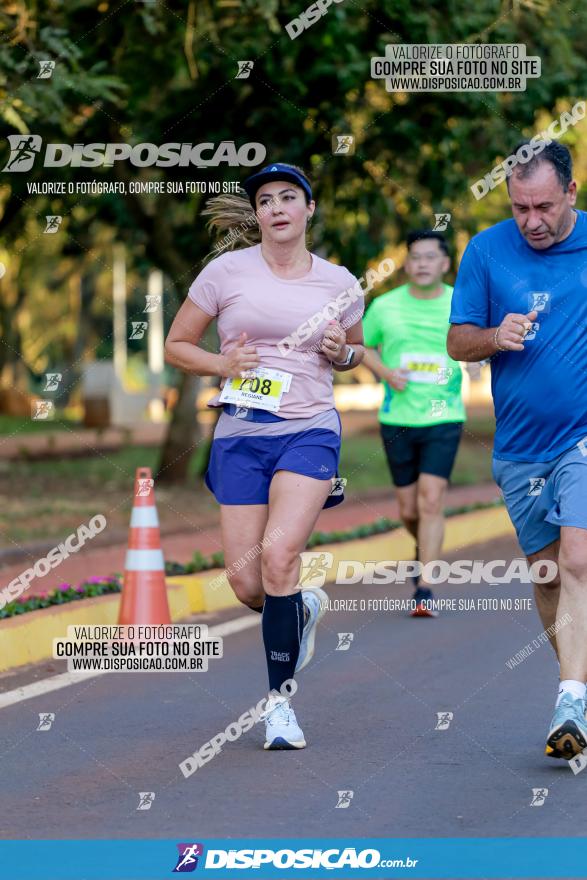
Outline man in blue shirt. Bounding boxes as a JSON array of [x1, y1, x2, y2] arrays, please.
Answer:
[[448, 141, 587, 761]]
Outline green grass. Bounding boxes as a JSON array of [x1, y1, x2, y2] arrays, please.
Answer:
[[0, 414, 79, 435], [338, 431, 493, 493]]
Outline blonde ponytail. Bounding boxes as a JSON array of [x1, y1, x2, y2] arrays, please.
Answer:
[[202, 164, 312, 261]]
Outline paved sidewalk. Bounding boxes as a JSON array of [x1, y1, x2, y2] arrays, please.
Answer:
[[0, 483, 500, 596]]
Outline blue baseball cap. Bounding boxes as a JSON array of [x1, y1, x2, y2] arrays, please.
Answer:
[[243, 163, 312, 206]]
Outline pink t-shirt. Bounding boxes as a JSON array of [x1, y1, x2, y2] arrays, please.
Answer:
[[187, 244, 364, 419]]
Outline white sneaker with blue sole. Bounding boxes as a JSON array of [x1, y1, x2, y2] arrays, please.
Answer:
[[295, 588, 328, 673], [263, 695, 306, 750]]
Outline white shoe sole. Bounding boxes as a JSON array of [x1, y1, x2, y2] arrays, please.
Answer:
[[264, 737, 306, 750], [295, 587, 328, 673]]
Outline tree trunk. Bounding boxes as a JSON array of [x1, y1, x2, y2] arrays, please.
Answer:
[[155, 371, 201, 484]]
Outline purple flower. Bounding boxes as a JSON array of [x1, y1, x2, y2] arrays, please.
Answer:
[[75, 586, 86, 594], [59, 585, 71, 592]]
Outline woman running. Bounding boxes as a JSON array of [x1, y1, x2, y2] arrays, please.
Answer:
[[165, 162, 365, 749]]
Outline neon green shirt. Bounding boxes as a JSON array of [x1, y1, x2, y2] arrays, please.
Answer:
[[363, 283, 465, 427]]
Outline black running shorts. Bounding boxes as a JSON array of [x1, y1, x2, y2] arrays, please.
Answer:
[[380, 422, 464, 487]]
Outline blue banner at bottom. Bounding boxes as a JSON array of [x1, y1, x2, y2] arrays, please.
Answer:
[[0, 838, 585, 879]]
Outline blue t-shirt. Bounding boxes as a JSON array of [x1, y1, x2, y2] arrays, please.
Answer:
[[450, 210, 587, 462]]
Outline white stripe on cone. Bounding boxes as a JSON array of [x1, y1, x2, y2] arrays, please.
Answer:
[[130, 507, 160, 528], [125, 549, 165, 571]]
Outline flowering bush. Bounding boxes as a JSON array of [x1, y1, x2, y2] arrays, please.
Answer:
[[0, 576, 123, 620], [0, 499, 502, 619]]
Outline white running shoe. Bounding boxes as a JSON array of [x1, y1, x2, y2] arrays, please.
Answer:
[[295, 588, 328, 673], [263, 695, 306, 750]]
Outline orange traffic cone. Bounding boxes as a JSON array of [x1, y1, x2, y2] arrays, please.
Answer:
[[118, 467, 171, 625]]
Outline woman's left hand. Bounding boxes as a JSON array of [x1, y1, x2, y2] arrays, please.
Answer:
[[320, 320, 346, 362]]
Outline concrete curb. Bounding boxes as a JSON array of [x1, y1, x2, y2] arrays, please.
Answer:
[[0, 507, 513, 673]]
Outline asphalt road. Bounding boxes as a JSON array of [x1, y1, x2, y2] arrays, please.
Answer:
[[0, 534, 583, 845]]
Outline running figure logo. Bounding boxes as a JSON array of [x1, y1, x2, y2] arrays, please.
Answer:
[[173, 843, 204, 872], [130, 321, 148, 340], [32, 400, 54, 420], [430, 399, 448, 418], [37, 713, 55, 731], [37, 60, 56, 78], [530, 787, 548, 806], [3, 134, 43, 172], [298, 551, 334, 588], [332, 135, 355, 155], [523, 322, 539, 341], [236, 61, 254, 79], [527, 477, 545, 497], [335, 790, 354, 809], [336, 633, 354, 651], [144, 295, 161, 312], [136, 478, 154, 497], [44, 215, 62, 234], [329, 476, 347, 497], [433, 213, 451, 231], [435, 711, 453, 730], [44, 373, 62, 391], [136, 792, 155, 811], [436, 367, 454, 386], [528, 292, 551, 314]]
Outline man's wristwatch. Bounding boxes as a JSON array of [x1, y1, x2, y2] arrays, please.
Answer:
[[334, 345, 355, 367]]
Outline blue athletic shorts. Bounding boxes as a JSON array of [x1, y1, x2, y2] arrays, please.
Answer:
[[492, 441, 587, 555], [205, 405, 344, 507]]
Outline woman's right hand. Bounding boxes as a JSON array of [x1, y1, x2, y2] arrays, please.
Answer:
[[382, 367, 409, 391], [220, 332, 260, 378]]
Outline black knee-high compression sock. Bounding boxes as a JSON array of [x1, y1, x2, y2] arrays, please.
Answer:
[[262, 593, 304, 692]]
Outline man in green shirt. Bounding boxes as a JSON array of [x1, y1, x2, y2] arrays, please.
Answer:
[[363, 230, 467, 617]]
